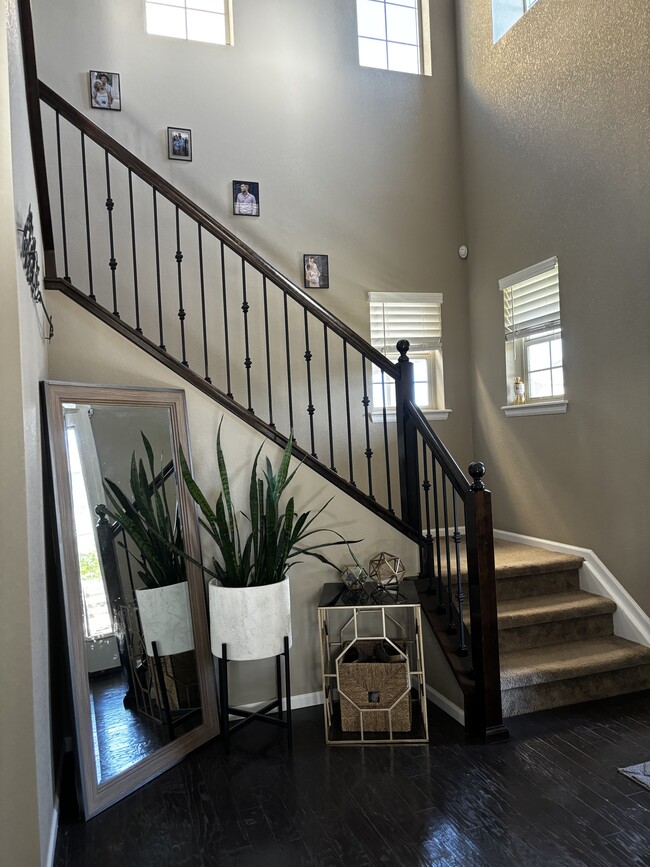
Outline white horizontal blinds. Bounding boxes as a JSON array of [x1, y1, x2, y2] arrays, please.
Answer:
[[369, 292, 443, 354], [500, 257, 560, 342]]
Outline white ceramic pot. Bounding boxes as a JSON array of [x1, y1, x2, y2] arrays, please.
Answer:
[[135, 582, 195, 657], [208, 578, 292, 661]]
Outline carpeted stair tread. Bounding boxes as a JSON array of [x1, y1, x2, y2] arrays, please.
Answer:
[[497, 590, 616, 629], [500, 636, 650, 690], [492, 540, 583, 578]]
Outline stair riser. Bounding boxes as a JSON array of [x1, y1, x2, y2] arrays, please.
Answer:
[[499, 613, 614, 653], [502, 664, 650, 717], [492, 569, 581, 601]]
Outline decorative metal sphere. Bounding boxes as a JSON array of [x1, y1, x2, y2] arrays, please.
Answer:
[[368, 552, 405, 589], [339, 564, 367, 592]]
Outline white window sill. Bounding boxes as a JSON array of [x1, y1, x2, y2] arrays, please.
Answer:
[[501, 400, 568, 417], [371, 408, 452, 423]]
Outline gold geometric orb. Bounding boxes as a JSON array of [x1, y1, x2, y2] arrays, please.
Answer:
[[368, 552, 405, 589]]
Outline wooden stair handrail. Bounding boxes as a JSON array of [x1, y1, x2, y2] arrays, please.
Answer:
[[403, 398, 470, 497], [48, 277, 422, 544], [38, 81, 397, 380]]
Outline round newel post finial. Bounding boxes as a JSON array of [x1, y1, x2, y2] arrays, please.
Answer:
[[396, 339, 410, 361], [469, 461, 486, 491]]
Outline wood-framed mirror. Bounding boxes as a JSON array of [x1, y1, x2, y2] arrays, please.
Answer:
[[43, 382, 219, 818]]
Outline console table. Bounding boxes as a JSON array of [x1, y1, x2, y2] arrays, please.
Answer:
[[318, 582, 429, 745]]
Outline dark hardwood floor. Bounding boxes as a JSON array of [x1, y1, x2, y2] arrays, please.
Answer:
[[55, 692, 650, 866]]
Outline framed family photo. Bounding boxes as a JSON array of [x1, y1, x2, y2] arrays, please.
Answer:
[[89, 71, 121, 111], [303, 254, 329, 289], [232, 181, 259, 217], [167, 127, 192, 161]]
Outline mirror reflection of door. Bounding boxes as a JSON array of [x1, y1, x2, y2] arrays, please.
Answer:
[[63, 401, 202, 785]]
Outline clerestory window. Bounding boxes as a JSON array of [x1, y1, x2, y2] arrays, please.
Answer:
[[145, 0, 233, 46], [492, 0, 541, 42], [356, 0, 431, 76]]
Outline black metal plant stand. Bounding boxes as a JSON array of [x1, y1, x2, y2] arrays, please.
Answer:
[[217, 635, 293, 755]]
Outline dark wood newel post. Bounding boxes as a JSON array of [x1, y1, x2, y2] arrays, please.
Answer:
[[464, 461, 509, 742], [395, 340, 422, 540]]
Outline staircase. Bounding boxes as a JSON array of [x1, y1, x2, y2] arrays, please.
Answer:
[[420, 539, 650, 718], [19, 0, 648, 734]]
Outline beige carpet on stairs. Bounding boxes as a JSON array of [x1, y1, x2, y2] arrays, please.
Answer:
[[462, 540, 650, 717]]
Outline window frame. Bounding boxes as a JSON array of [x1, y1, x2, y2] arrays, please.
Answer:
[[492, 0, 541, 42], [356, 0, 432, 77], [369, 291, 449, 422], [500, 257, 568, 415], [144, 0, 233, 47]]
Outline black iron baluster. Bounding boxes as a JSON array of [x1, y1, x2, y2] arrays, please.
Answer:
[[241, 260, 253, 412], [104, 151, 118, 317], [343, 340, 355, 486], [380, 370, 393, 513], [80, 131, 94, 299], [421, 440, 435, 594], [174, 206, 188, 367], [323, 325, 336, 472], [128, 169, 142, 334], [431, 456, 445, 614], [304, 310, 317, 457], [197, 225, 211, 382], [55, 113, 70, 281], [283, 291, 294, 434], [361, 355, 374, 499], [262, 276, 274, 427], [152, 190, 165, 350], [442, 474, 456, 635], [219, 241, 232, 398], [452, 490, 468, 656]]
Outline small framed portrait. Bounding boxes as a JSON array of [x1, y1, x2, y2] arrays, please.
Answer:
[[303, 254, 329, 289], [167, 127, 192, 161], [232, 180, 259, 217], [89, 71, 121, 111]]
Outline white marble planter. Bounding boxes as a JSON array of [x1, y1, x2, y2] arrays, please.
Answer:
[[208, 578, 292, 661], [135, 582, 195, 657]]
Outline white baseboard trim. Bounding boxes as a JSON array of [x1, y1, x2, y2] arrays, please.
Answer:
[[425, 684, 465, 726], [45, 754, 63, 867], [228, 689, 323, 720], [494, 530, 650, 647], [45, 798, 59, 867]]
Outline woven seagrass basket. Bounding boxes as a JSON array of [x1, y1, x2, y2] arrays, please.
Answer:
[[337, 641, 411, 732]]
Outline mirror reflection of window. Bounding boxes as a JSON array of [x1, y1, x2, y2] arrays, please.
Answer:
[[64, 406, 112, 639]]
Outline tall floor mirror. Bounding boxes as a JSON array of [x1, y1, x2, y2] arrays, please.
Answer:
[[43, 382, 219, 818]]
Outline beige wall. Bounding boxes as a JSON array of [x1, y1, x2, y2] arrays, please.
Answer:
[[1, 2, 53, 864], [456, 0, 650, 611]]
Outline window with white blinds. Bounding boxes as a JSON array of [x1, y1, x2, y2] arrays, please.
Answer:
[[500, 257, 560, 343], [369, 292, 443, 355], [368, 292, 446, 416]]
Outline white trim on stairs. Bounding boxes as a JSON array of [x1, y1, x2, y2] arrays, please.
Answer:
[[425, 684, 465, 726], [46, 796, 59, 867], [494, 530, 650, 648], [46, 753, 64, 867]]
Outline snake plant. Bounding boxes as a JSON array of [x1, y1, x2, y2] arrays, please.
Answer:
[[98, 432, 186, 589], [177, 420, 354, 587]]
